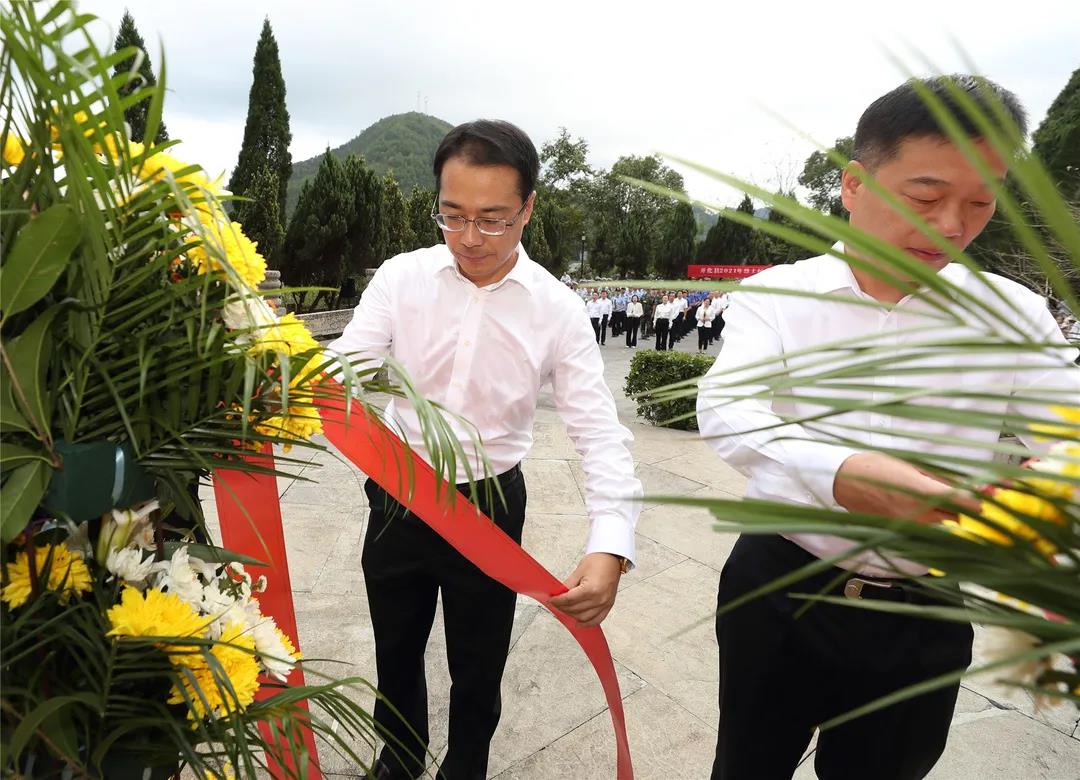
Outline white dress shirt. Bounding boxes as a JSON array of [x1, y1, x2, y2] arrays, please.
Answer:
[[696, 302, 712, 326], [585, 299, 604, 318], [653, 302, 673, 323], [328, 244, 642, 562], [598, 298, 613, 317], [697, 250, 1080, 576], [626, 302, 644, 318], [673, 297, 688, 316]]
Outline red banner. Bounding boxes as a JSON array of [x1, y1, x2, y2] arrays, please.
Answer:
[[687, 263, 770, 279], [213, 446, 320, 778]]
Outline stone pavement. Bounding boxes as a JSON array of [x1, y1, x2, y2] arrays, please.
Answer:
[[203, 324, 1079, 779]]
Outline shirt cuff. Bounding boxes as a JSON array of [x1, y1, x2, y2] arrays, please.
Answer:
[[783, 440, 861, 510], [584, 513, 637, 568]]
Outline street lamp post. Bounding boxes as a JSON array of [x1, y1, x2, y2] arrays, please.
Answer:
[[580, 233, 587, 279]]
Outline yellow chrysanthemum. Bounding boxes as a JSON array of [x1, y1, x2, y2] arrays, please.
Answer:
[[168, 622, 260, 721], [1, 544, 93, 609], [136, 151, 226, 202], [106, 586, 208, 652], [251, 313, 321, 357], [2, 133, 26, 166], [254, 406, 324, 452], [1030, 405, 1080, 440], [953, 488, 1067, 557], [187, 212, 267, 288]]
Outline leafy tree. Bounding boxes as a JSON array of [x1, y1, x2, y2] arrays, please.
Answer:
[[281, 150, 351, 310], [1032, 67, 1079, 200], [111, 11, 167, 143], [380, 171, 412, 261], [798, 136, 853, 216], [234, 164, 284, 268], [523, 211, 555, 270], [229, 19, 292, 219], [540, 128, 592, 189], [755, 192, 818, 265], [406, 185, 441, 251], [586, 154, 685, 277], [342, 155, 384, 272], [657, 201, 698, 278]]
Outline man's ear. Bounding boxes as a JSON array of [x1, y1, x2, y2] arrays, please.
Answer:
[[840, 162, 865, 213], [522, 191, 537, 226]]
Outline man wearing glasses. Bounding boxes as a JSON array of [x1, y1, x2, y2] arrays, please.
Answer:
[[329, 119, 642, 780]]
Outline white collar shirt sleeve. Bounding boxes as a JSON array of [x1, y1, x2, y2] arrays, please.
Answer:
[[696, 251, 1080, 576], [329, 245, 641, 563]]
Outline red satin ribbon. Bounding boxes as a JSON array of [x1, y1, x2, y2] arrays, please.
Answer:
[[317, 380, 634, 779], [213, 446, 321, 779]]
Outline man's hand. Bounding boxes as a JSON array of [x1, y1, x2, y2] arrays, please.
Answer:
[[549, 552, 623, 627], [833, 452, 981, 524]]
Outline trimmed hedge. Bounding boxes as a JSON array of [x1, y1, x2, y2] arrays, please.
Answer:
[[624, 350, 715, 430]]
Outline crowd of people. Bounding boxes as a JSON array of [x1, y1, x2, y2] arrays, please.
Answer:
[[575, 286, 730, 352]]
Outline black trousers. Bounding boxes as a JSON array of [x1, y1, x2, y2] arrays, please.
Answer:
[[590, 316, 601, 343], [600, 314, 609, 344], [668, 315, 681, 349], [611, 310, 625, 336], [654, 318, 669, 350], [625, 316, 640, 346], [713, 535, 972, 780], [711, 314, 725, 345], [698, 325, 711, 351], [362, 467, 527, 780]]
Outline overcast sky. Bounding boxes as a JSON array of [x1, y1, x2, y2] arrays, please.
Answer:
[[77, 0, 1079, 206]]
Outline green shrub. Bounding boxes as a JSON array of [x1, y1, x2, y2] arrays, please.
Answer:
[[624, 350, 715, 430]]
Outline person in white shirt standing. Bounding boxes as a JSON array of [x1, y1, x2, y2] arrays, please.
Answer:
[[625, 294, 643, 347], [585, 292, 603, 343], [652, 294, 672, 350], [329, 120, 642, 780], [697, 76, 1080, 780], [598, 290, 613, 345], [709, 290, 729, 347], [695, 296, 713, 352]]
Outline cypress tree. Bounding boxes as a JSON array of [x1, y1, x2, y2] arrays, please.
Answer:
[[229, 19, 292, 218], [235, 164, 285, 268], [406, 186, 441, 251], [112, 11, 168, 144], [380, 172, 412, 261]]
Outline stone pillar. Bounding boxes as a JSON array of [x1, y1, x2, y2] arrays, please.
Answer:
[[259, 269, 286, 315]]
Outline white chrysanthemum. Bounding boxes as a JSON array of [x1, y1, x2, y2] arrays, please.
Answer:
[[105, 547, 154, 585], [151, 547, 204, 609], [222, 291, 278, 336], [200, 580, 242, 639], [250, 614, 296, 681]]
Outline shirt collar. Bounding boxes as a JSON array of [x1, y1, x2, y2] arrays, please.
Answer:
[[820, 242, 965, 301], [435, 243, 535, 295]]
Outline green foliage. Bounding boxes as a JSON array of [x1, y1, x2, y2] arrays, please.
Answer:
[[523, 209, 555, 270], [1032, 67, 1080, 201], [342, 154, 385, 272], [111, 11, 167, 144], [380, 171, 412, 260], [233, 164, 284, 268], [287, 112, 451, 216], [281, 151, 352, 303], [798, 136, 853, 216], [657, 201, 698, 278], [228, 19, 292, 219], [540, 128, 592, 189], [588, 154, 686, 277], [699, 195, 760, 263], [624, 350, 714, 430], [405, 185, 441, 251]]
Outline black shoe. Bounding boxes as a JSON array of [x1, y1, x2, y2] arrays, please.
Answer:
[[365, 761, 392, 780]]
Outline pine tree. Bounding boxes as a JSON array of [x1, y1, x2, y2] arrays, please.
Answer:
[[523, 213, 555, 271], [229, 19, 292, 219], [281, 151, 351, 308], [657, 201, 698, 277], [406, 186, 441, 251], [234, 164, 284, 268], [112, 11, 168, 144], [342, 155, 384, 271], [380, 172, 412, 261], [1032, 67, 1080, 200]]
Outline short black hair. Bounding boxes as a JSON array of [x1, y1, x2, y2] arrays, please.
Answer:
[[433, 119, 539, 202], [853, 75, 1027, 170]]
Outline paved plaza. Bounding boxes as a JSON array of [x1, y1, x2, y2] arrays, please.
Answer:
[[203, 328, 1079, 779]]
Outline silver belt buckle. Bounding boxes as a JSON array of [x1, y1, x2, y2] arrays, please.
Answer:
[[843, 577, 893, 600]]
